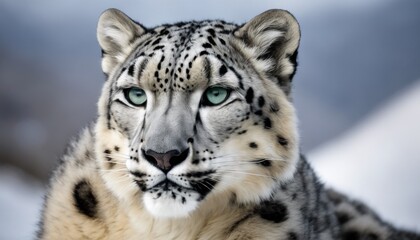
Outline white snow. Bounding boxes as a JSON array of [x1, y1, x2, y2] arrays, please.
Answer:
[[0, 166, 44, 240], [310, 80, 420, 231]]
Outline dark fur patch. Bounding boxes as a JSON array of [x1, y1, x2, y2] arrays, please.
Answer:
[[336, 211, 352, 224], [207, 36, 216, 46], [258, 96, 265, 107], [190, 177, 218, 200], [245, 88, 254, 104], [264, 117, 272, 129], [342, 230, 360, 240], [128, 64, 135, 76], [202, 43, 212, 48], [135, 180, 147, 192], [106, 157, 115, 168], [258, 201, 289, 223], [249, 142, 258, 148], [73, 180, 98, 218], [219, 65, 227, 76], [288, 232, 298, 240], [254, 110, 263, 116], [256, 159, 271, 167], [277, 136, 288, 147]]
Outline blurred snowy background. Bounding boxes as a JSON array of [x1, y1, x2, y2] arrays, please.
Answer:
[[1, 0, 419, 239]]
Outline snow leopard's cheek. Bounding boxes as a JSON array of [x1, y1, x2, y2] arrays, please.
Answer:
[[110, 103, 145, 138], [199, 97, 250, 143]]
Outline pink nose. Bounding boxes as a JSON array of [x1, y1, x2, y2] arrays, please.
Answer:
[[143, 148, 189, 173]]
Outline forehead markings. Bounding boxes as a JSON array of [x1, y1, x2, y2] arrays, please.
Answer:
[[105, 21, 239, 129]]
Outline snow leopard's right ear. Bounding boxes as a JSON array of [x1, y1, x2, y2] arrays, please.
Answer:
[[97, 8, 146, 76]]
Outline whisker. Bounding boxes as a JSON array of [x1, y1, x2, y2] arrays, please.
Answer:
[[196, 180, 214, 192], [221, 170, 275, 179], [99, 168, 128, 173], [101, 160, 126, 165], [105, 152, 130, 157]]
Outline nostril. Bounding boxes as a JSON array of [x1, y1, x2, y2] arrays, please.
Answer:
[[142, 149, 158, 166], [142, 148, 189, 173], [169, 148, 189, 167]]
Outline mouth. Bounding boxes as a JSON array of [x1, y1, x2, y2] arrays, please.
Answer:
[[139, 173, 220, 218], [151, 179, 192, 192], [132, 170, 219, 201]]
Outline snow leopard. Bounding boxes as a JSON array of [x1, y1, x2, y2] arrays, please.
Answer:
[[37, 8, 420, 239]]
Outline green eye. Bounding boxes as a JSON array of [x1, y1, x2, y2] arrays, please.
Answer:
[[202, 86, 230, 106], [124, 87, 147, 106]]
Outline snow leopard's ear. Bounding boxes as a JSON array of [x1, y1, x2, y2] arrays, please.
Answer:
[[97, 8, 146, 76], [234, 9, 300, 95]]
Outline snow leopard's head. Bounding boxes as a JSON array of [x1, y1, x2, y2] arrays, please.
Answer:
[[95, 8, 300, 218]]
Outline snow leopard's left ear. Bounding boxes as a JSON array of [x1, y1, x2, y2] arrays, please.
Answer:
[[234, 9, 300, 95], [97, 8, 146, 76]]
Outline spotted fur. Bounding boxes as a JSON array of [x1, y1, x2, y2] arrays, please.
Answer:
[[37, 8, 420, 239]]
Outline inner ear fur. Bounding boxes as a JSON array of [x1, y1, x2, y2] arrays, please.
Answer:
[[97, 8, 146, 76], [234, 9, 301, 95]]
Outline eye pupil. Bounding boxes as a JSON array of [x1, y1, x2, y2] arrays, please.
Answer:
[[124, 87, 147, 106]]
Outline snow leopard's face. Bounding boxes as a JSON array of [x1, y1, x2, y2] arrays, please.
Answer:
[[95, 9, 300, 218]]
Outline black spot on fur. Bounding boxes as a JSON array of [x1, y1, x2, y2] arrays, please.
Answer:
[[128, 64, 135, 76], [366, 233, 379, 240], [249, 142, 258, 149], [256, 159, 271, 167], [73, 180, 98, 218], [254, 110, 263, 116], [219, 65, 227, 76], [206, 28, 216, 37], [258, 201, 289, 223], [104, 149, 111, 154], [258, 96, 265, 107], [336, 212, 351, 224], [207, 36, 216, 46], [130, 171, 146, 178], [237, 130, 247, 135], [151, 38, 161, 46], [202, 43, 212, 48], [106, 157, 115, 168], [277, 136, 288, 147], [219, 38, 226, 45], [264, 117, 272, 129], [342, 230, 360, 240], [288, 232, 298, 240], [153, 45, 164, 51], [135, 180, 147, 192], [114, 146, 120, 152], [245, 88, 254, 104]]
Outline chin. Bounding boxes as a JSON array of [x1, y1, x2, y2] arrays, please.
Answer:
[[143, 191, 200, 218]]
